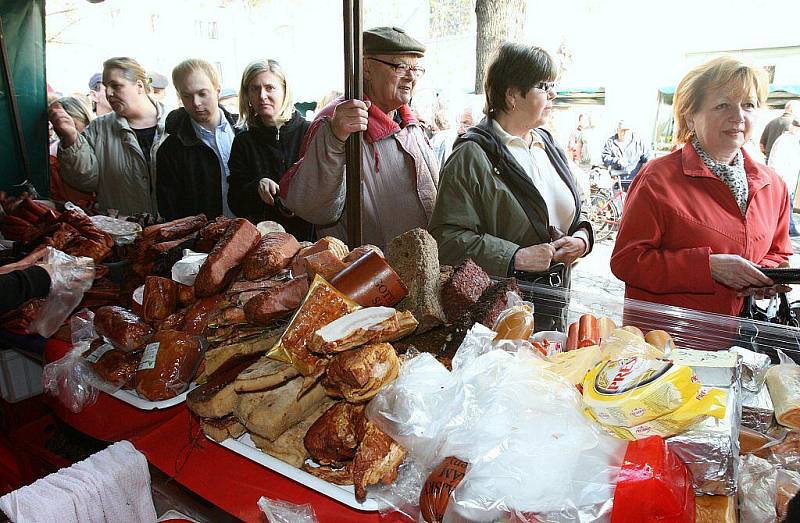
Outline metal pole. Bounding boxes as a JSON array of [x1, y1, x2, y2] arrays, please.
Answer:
[[0, 16, 33, 186], [343, 0, 363, 247]]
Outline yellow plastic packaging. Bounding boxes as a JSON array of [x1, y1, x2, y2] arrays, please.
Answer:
[[586, 386, 727, 440], [268, 274, 360, 376], [582, 357, 701, 427]]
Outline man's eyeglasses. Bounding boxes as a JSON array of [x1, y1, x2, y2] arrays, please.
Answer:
[[534, 81, 557, 93], [368, 58, 426, 77]]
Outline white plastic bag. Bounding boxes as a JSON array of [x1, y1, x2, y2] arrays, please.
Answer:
[[171, 249, 208, 286], [30, 247, 94, 337], [257, 497, 318, 523], [367, 323, 626, 523]]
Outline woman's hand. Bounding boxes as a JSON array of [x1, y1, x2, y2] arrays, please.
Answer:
[[257, 178, 280, 206], [551, 236, 587, 266], [709, 254, 774, 290], [47, 102, 79, 146], [330, 99, 369, 142], [514, 243, 555, 273]]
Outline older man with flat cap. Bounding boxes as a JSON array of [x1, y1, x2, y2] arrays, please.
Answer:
[[281, 26, 438, 248]]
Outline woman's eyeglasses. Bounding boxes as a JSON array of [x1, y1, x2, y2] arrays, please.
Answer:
[[368, 58, 426, 77]]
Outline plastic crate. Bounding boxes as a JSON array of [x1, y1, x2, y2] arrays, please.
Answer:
[[0, 350, 43, 403]]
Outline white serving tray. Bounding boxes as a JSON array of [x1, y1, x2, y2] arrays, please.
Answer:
[[109, 382, 198, 410], [214, 433, 387, 512]]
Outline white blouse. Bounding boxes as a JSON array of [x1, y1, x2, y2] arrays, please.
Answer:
[[492, 120, 577, 234]]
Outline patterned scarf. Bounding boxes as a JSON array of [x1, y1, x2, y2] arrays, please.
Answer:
[[691, 135, 748, 214]]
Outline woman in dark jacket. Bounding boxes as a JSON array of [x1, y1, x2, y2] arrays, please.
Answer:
[[227, 59, 314, 240]]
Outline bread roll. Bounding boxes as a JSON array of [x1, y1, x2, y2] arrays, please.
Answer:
[[645, 330, 675, 352]]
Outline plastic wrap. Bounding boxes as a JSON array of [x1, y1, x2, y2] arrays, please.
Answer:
[[87, 342, 139, 389], [368, 324, 627, 522], [133, 330, 204, 401], [257, 496, 318, 523], [738, 454, 777, 523], [511, 280, 800, 364], [30, 247, 95, 337], [171, 249, 208, 286], [93, 305, 154, 353], [42, 311, 101, 413], [89, 214, 141, 245]]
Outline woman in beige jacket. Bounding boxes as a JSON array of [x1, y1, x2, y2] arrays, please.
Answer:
[[48, 57, 165, 216]]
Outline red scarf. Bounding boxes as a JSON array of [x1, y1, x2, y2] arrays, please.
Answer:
[[280, 96, 419, 198]]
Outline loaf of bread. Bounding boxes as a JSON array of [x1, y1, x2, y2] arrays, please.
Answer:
[[441, 259, 490, 322], [385, 228, 445, 333]]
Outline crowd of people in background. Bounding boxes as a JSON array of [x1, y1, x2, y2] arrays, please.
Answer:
[[41, 25, 799, 321]]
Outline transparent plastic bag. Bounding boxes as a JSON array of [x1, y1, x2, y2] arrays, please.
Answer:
[[738, 454, 777, 523], [42, 311, 100, 413], [42, 310, 123, 412], [777, 469, 800, 521], [257, 496, 318, 523], [30, 247, 95, 337]]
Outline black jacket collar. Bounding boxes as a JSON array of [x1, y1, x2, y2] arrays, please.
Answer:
[[166, 106, 239, 147], [248, 110, 305, 143]]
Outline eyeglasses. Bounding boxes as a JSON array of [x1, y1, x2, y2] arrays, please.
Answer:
[[368, 58, 426, 77], [534, 81, 557, 93]]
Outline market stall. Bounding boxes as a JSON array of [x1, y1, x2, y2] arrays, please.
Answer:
[[2, 198, 800, 521]]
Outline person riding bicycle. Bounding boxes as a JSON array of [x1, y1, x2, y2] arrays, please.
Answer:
[[601, 120, 651, 191]]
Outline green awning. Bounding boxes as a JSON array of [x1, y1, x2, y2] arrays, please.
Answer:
[[0, 1, 48, 195]]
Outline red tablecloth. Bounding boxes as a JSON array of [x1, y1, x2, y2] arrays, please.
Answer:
[[43, 338, 184, 442], [131, 409, 406, 523]]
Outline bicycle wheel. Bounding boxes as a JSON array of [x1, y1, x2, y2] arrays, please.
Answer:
[[589, 193, 620, 242]]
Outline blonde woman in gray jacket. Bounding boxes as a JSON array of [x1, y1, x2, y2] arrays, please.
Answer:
[[48, 57, 166, 215]]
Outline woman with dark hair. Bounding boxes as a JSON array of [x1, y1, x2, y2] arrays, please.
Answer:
[[429, 43, 593, 327], [226, 59, 314, 240]]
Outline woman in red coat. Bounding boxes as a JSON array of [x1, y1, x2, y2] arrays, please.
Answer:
[[611, 56, 792, 316]]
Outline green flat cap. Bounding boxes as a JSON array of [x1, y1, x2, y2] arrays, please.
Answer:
[[363, 26, 425, 57]]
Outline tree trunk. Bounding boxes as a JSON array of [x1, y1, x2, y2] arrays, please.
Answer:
[[474, 0, 526, 93]]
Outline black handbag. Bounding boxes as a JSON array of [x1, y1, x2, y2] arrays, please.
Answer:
[[512, 263, 568, 332], [740, 293, 800, 328], [512, 262, 567, 287]]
